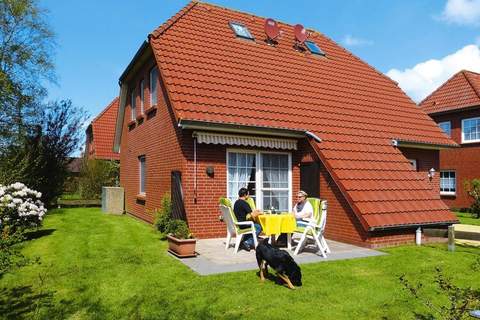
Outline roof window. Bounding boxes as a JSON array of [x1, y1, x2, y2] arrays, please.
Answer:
[[305, 40, 325, 56], [229, 22, 254, 40]]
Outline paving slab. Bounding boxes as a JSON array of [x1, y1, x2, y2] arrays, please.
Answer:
[[170, 237, 385, 275]]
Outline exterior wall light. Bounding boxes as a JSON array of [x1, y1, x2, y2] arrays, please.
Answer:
[[428, 168, 436, 180]]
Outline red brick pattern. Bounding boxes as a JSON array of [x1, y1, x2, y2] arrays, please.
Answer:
[[86, 97, 121, 160], [420, 70, 480, 114], [430, 109, 480, 208]]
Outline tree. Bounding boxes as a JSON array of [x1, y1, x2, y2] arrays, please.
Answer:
[[78, 159, 119, 200], [0, 100, 88, 206], [0, 0, 56, 148], [464, 179, 480, 218]]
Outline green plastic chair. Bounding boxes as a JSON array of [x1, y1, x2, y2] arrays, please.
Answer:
[[292, 198, 330, 256], [246, 197, 256, 211], [218, 197, 258, 253]]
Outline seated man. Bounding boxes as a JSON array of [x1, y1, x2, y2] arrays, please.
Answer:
[[293, 190, 313, 228], [233, 187, 262, 251]]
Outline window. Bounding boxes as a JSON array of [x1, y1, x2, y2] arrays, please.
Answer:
[[140, 79, 144, 114], [227, 150, 291, 212], [462, 117, 480, 143], [139, 156, 146, 195], [229, 22, 254, 40], [305, 40, 325, 56], [130, 88, 136, 120], [150, 67, 158, 107], [440, 171, 456, 195], [438, 121, 451, 137], [408, 159, 417, 171]]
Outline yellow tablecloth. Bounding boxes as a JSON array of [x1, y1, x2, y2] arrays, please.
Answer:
[[258, 214, 296, 236]]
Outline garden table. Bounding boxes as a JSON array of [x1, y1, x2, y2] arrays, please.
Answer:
[[258, 213, 296, 251]]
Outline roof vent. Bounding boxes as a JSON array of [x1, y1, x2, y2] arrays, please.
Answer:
[[264, 18, 280, 45]]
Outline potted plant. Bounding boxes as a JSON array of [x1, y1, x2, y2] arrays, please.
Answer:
[[166, 219, 197, 258]]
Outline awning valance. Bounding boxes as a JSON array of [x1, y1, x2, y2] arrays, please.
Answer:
[[193, 131, 297, 150]]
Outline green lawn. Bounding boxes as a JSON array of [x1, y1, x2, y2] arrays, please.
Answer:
[[455, 211, 480, 226], [1, 208, 480, 319]]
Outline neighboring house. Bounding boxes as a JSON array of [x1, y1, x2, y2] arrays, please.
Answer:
[[113, 1, 458, 247], [419, 70, 480, 209], [85, 97, 120, 160]]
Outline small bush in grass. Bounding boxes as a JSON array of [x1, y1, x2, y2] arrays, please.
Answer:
[[464, 179, 480, 218], [153, 193, 172, 234]]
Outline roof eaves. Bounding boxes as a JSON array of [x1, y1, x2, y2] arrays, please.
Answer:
[[369, 220, 458, 231], [391, 138, 459, 150]]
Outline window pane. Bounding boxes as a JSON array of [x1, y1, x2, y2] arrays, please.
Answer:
[[139, 156, 146, 194], [140, 80, 144, 114], [262, 190, 288, 211], [463, 118, 480, 141], [131, 89, 136, 120], [440, 171, 456, 193], [150, 68, 158, 106], [227, 152, 256, 203]]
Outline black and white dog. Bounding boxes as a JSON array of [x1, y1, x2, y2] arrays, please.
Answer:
[[255, 238, 302, 289]]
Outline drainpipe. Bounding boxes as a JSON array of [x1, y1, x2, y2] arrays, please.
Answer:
[[193, 134, 197, 204]]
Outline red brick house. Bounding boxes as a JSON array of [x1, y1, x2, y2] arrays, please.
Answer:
[[419, 70, 480, 209], [86, 97, 120, 160], [113, 1, 458, 247]]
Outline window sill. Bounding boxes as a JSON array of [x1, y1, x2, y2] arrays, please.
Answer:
[[136, 114, 145, 121], [145, 105, 157, 114], [461, 140, 480, 144], [136, 194, 146, 201], [127, 119, 136, 127], [440, 192, 456, 197]]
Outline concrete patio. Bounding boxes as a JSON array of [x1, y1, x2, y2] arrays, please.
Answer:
[[170, 237, 385, 275]]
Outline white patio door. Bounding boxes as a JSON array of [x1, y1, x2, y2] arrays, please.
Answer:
[[227, 150, 292, 212]]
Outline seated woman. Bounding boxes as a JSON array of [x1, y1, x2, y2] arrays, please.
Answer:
[[293, 190, 313, 227]]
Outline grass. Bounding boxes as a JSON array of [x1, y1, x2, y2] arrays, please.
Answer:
[[454, 211, 480, 226], [1, 208, 480, 319]]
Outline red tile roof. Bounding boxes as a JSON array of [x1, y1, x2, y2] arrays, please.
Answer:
[[89, 97, 120, 160], [420, 70, 480, 114], [146, 1, 457, 230]]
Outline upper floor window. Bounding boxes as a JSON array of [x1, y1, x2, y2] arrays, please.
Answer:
[[438, 121, 451, 137], [440, 171, 456, 195], [462, 117, 480, 143], [150, 67, 158, 107], [130, 87, 136, 120], [140, 79, 145, 114], [229, 22, 254, 40]]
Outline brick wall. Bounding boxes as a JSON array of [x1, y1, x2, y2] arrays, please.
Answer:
[[120, 55, 186, 224], [431, 108, 480, 209]]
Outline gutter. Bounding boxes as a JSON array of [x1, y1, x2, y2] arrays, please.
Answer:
[[178, 119, 308, 139], [369, 221, 458, 232], [119, 40, 149, 85], [391, 139, 458, 150]]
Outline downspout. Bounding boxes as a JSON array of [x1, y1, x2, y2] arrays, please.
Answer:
[[193, 133, 197, 204]]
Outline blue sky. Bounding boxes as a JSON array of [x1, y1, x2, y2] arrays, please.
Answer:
[[41, 0, 480, 118]]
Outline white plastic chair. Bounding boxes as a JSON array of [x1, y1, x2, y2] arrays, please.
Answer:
[[219, 204, 258, 253], [293, 200, 330, 256]]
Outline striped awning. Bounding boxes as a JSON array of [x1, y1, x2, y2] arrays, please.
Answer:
[[193, 131, 297, 150]]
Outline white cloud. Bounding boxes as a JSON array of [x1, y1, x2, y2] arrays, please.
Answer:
[[342, 35, 373, 47], [386, 44, 480, 102], [440, 0, 480, 25]]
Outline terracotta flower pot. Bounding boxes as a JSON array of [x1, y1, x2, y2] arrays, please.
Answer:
[[167, 234, 197, 258]]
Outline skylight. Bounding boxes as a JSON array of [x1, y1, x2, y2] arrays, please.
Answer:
[[305, 40, 325, 56], [229, 22, 254, 40]]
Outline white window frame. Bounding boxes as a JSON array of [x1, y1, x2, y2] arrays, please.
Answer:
[[226, 148, 292, 212], [140, 79, 144, 114], [438, 121, 451, 137], [139, 156, 146, 195], [440, 170, 456, 196], [408, 159, 417, 171], [150, 67, 158, 107], [461, 117, 480, 143], [130, 88, 136, 120]]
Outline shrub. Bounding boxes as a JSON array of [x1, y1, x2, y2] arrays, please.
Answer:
[[153, 193, 172, 234], [0, 182, 47, 234], [464, 179, 480, 218], [166, 219, 192, 239], [78, 159, 119, 199]]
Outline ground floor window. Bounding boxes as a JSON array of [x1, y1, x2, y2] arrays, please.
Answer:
[[139, 156, 146, 195], [227, 150, 292, 212], [440, 171, 456, 195]]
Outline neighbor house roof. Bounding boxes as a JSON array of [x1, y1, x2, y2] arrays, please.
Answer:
[[117, 1, 457, 230], [420, 70, 480, 115], [88, 97, 120, 160]]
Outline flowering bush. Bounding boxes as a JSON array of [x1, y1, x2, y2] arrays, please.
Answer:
[[0, 182, 47, 233]]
